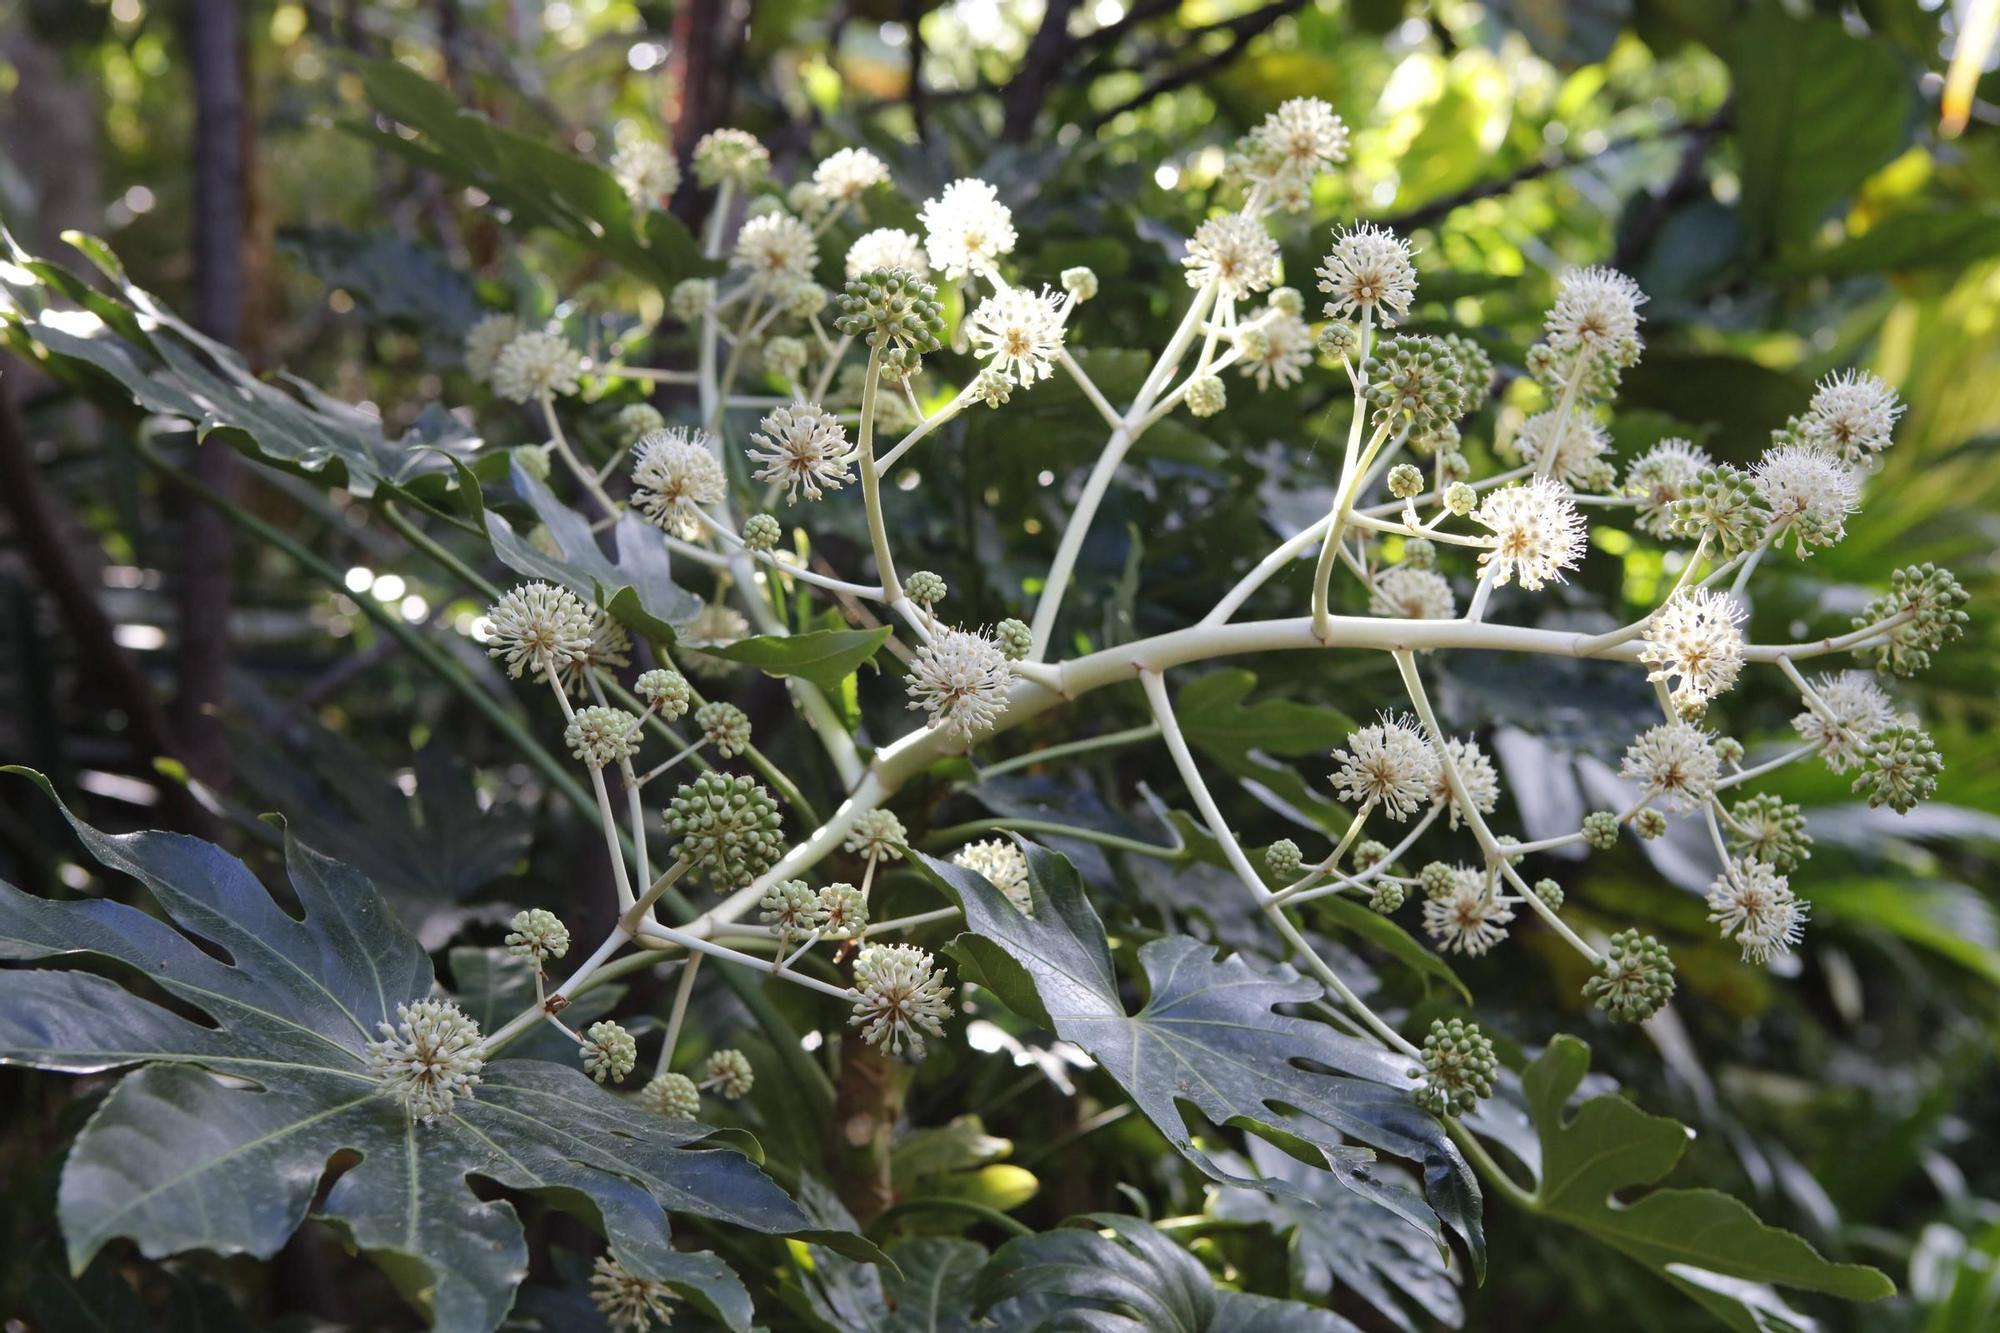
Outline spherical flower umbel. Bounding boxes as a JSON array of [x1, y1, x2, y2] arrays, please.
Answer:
[[1515, 409, 1613, 491], [1793, 672, 1897, 772], [846, 227, 928, 281], [1637, 588, 1746, 715], [463, 313, 523, 383], [1755, 444, 1860, 555], [613, 403, 667, 447], [968, 284, 1067, 385], [641, 1071, 701, 1120], [1411, 1018, 1497, 1117], [849, 943, 953, 1059], [731, 212, 818, 289], [1582, 810, 1623, 850], [954, 838, 1031, 910], [906, 570, 948, 608], [365, 999, 485, 1122], [906, 625, 1014, 742], [1364, 335, 1469, 436], [1544, 265, 1646, 369], [669, 277, 716, 323], [636, 667, 693, 720], [1317, 222, 1416, 325], [1620, 721, 1721, 814], [1705, 858, 1808, 965], [1182, 214, 1281, 299], [702, 1048, 756, 1099], [1472, 476, 1588, 591], [813, 146, 890, 205], [1852, 563, 1971, 677], [692, 127, 769, 188], [611, 139, 680, 212], [1240, 309, 1315, 390], [919, 178, 1016, 280], [1432, 735, 1501, 828], [581, 1020, 638, 1083], [1624, 438, 1712, 538], [631, 427, 727, 539], [844, 809, 908, 862], [1797, 369, 1902, 464], [667, 773, 785, 889], [1246, 97, 1350, 185], [491, 329, 583, 403], [590, 1254, 677, 1333], [1370, 565, 1457, 622], [744, 399, 855, 504], [505, 908, 570, 964], [485, 582, 597, 681], [565, 705, 641, 768], [1186, 375, 1227, 417], [1329, 714, 1440, 820], [1585, 930, 1676, 1022], [1422, 877, 1515, 956]]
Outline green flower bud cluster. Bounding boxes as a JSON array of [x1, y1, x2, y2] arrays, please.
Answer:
[[696, 701, 753, 757], [1634, 809, 1668, 840], [703, 1048, 755, 1099], [1582, 810, 1622, 850], [1186, 375, 1227, 417], [582, 1020, 637, 1083], [1727, 793, 1812, 871], [1853, 726, 1942, 813], [1531, 878, 1564, 910], [743, 513, 783, 552], [1265, 838, 1304, 880], [1411, 1018, 1497, 1117], [668, 773, 784, 889], [1363, 334, 1469, 437], [995, 618, 1034, 662], [906, 570, 948, 608], [1419, 861, 1458, 899], [636, 668, 692, 720], [1852, 564, 1970, 677], [1584, 930, 1675, 1022], [1387, 463, 1425, 499], [566, 705, 642, 769], [1669, 465, 1769, 557], [1369, 880, 1406, 914], [643, 1070, 701, 1119], [835, 269, 945, 354]]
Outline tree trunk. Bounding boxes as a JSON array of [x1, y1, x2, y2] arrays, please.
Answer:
[[175, 0, 248, 792]]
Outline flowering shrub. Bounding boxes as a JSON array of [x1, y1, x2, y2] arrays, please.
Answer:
[[2, 64, 1975, 1332]]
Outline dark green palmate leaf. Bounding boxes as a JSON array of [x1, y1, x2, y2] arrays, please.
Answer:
[[915, 843, 1484, 1274], [0, 772, 858, 1333], [1208, 1139, 1462, 1333], [0, 229, 476, 502], [1478, 1035, 1893, 1329], [976, 1213, 1357, 1333], [485, 462, 703, 642], [349, 57, 711, 293], [1176, 670, 1354, 833], [785, 1177, 987, 1332]]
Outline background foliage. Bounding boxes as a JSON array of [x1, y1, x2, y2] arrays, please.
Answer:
[[1, 0, 1998, 1328]]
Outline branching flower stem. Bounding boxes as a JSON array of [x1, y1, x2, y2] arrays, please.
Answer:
[[1140, 667, 1422, 1061]]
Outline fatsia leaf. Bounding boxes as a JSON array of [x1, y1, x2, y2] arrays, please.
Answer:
[[915, 842, 1484, 1274], [0, 229, 476, 502], [485, 462, 702, 642], [976, 1213, 1357, 1332], [700, 625, 894, 693], [1176, 671, 1354, 832], [1208, 1139, 1462, 1333], [0, 770, 852, 1333], [350, 57, 711, 293], [1482, 1035, 1893, 1328]]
